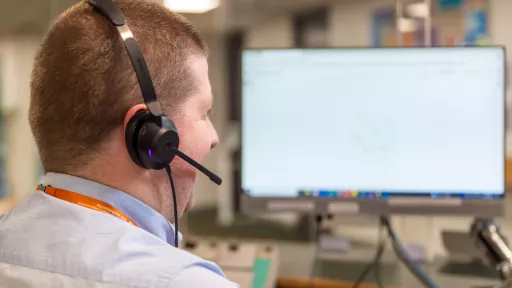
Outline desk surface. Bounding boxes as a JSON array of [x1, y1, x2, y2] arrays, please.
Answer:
[[276, 241, 501, 288], [277, 277, 392, 288]]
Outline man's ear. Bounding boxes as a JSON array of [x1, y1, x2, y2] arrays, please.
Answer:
[[123, 104, 147, 131]]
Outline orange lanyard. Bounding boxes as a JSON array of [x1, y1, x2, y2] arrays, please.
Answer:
[[37, 185, 138, 227]]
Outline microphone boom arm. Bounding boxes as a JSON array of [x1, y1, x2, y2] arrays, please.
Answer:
[[171, 147, 222, 185]]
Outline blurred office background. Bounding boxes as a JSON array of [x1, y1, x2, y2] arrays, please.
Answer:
[[1, 0, 512, 287]]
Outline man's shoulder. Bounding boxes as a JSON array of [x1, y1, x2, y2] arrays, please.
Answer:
[[0, 259, 239, 288], [0, 233, 235, 287], [120, 242, 226, 278], [166, 264, 240, 288], [146, 249, 239, 287], [0, 192, 237, 287], [109, 246, 238, 287]]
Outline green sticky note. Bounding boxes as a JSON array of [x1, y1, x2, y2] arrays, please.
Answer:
[[252, 258, 271, 288]]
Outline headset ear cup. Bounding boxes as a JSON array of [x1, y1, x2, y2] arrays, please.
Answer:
[[136, 116, 180, 170], [125, 110, 152, 168]]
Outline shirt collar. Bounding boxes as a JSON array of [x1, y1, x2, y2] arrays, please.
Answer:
[[40, 172, 182, 246]]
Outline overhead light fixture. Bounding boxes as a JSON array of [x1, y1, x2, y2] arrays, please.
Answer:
[[406, 2, 430, 18], [164, 0, 220, 13]]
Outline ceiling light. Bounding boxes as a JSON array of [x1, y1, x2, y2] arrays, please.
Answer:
[[406, 2, 430, 18], [164, 0, 220, 13]]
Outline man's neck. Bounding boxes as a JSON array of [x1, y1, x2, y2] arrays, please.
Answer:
[[68, 159, 175, 222]]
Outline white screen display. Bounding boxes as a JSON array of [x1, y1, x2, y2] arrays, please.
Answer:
[[241, 48, 505, 199]]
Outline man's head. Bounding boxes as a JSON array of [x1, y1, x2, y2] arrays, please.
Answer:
[[29, 0, 219, 220]]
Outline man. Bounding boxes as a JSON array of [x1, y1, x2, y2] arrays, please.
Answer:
[[0, 0, 237, 287]]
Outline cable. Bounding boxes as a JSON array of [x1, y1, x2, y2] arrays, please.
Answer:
[[380, 217, 439, 288], [351, 216, 439, 288], [165, 165, 179, 248], [308, 215, 324, 288], [374, 220, 386, 288], [352, 218, 387, 288]]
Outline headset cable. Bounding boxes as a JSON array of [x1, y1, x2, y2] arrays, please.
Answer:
[[165, 165, 179, 248]]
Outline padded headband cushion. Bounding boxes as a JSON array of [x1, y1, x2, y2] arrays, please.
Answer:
[[125, 110, 152, 168]]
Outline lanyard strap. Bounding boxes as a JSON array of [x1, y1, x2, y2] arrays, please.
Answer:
[[37, 184, 138, 227]]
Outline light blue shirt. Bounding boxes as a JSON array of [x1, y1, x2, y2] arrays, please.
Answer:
[[0, 172, 238, 287]]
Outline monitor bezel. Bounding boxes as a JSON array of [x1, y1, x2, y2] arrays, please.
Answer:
[[239, 46, 507, 217]]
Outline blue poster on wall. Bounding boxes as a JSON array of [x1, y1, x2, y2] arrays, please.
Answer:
[[464, 9, 488, 45], [439, 0, 463, 10], [372, 0, 489, 47]]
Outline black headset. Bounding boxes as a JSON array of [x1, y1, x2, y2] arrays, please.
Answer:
[[85, 0, 222, 247]]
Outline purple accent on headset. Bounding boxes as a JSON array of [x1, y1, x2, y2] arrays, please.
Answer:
[[148, 149, 152, 158]]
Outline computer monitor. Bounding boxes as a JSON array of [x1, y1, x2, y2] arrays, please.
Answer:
[[240, 47, 506, 217]]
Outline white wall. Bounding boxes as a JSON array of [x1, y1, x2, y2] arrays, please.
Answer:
[[192, 33, 225, 209], [245, 17, 295, 48], [329, 0, 397, 47], [489, 0, 512, 57], [242, 0, 512, 259], [489, 0, 512, 155], [192, 32, 235, 227], [0, 37, 40, 199]]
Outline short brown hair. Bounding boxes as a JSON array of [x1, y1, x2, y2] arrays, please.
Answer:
[[29, 0, 207, 173]]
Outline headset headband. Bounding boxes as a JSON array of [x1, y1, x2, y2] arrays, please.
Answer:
[[85, 0, 163, 123]]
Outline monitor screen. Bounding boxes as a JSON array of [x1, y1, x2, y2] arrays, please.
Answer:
[[241, 47, 505, 200]]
